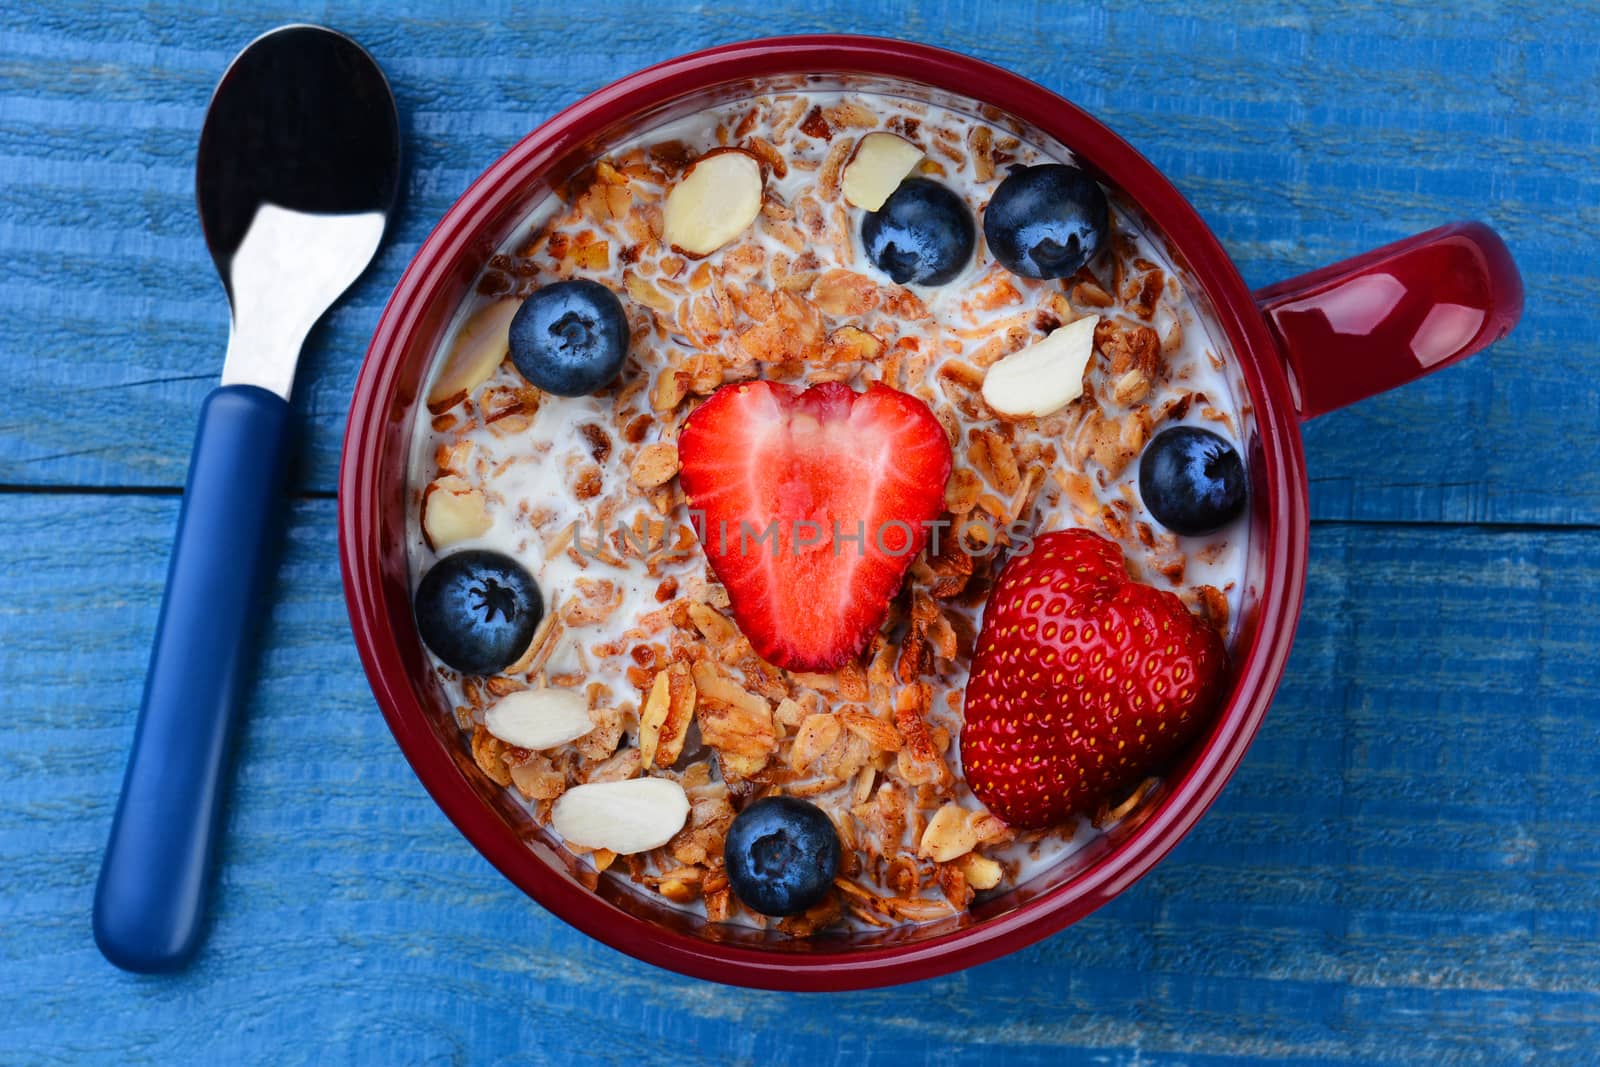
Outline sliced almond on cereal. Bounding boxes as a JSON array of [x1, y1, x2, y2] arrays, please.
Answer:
[[663, 148, 764, 257], [917, 803, 979, 862], [550, 777, 690, 854], [630, 442, 680, 489], [959, 852, 1003, 891], [637, 669, 672, 766], [842, 132, 923, 211], [819, 325, 885, 364], [981, 314, 1099, 419], [427, 299, 519, 413], [421, 475, 492, 550], [483, 688, 594, 750]]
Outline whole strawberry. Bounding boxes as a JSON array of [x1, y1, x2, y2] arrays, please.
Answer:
[[960, 529, 1227, 828]]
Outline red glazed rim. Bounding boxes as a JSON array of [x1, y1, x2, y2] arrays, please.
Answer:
[[339, 35, 1309, 990]]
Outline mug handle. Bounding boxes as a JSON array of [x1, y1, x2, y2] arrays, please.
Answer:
[[1252, 221, 1523, 420]]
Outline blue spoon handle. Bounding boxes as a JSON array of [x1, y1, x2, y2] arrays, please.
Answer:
[[94, 384, 293, 973]]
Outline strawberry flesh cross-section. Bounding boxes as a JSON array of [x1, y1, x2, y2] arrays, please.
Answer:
[[677, 380, 953, 672]]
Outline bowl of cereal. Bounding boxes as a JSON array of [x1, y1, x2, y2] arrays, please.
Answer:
[[339, 35, 1521, 989]]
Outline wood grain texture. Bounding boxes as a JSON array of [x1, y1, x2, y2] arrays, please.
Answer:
[[3, 495, 1599, 1064], [0, 0, 1596, 523]]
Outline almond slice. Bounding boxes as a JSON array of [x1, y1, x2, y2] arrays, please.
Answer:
[[630, 442, 680, 490], [483, 688, 594, 750], [959, 852, 1003, 891], [663, 148, 764, 257], [841, 132, 923, 211], [550, 777, 690, 854], [917, 803, 980, 862], [421, 475, 492, 550], [981, 314, 1099, 419], [427, 299, 519, 413]]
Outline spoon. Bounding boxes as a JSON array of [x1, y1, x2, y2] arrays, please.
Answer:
[[94, 25, 401, 973]]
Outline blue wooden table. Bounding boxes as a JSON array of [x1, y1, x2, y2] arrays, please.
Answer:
[[3, 1, 1597, 1062]]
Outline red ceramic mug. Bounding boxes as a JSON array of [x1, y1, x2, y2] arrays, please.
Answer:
[[339, 35, 1521, 990]]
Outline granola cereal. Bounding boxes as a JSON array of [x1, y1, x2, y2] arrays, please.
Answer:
[[408, 90, 1250, 933]]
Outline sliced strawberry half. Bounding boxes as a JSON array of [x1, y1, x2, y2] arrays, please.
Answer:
[[677, 380, 953, 671]]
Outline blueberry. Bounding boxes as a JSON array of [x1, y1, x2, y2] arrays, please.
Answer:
[[983, 164, 1109, 279], [414, 549, 543, 675], [860, 178, 975, 286], [1138, 426, 1247, 536], [724, 796, 841, 917], [508, 279, 629, 396]]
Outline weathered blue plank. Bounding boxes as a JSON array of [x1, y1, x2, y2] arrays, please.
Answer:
[[3, 0, 1598, 1062], [0, 0, 1596, 525], [2, 492, 1598, 1063]]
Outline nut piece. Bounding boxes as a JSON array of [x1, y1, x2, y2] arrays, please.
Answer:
[[841, 132, 923, 211], [819, 325, 885, 364], [918, 803, 980, 862], [630, 442, 680, 489], [839, 706, 902, 752], [638, 662, 697, 768], [550, 777, 690, 854], [421, 475, 492, 550], [691, 660, 776, 778], [790, 713, 842, 774], [427, 299, 519, 413], [981, 314, 1099, 419], [959, 852, 1003, 891], [687, 602, 739, 647], [484, 688, 594, 750], [637, 670, 672, 767], [663, 148, 765, 257]]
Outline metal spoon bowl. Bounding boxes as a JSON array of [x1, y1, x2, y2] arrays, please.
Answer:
[[200, 24, 400, 398]]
